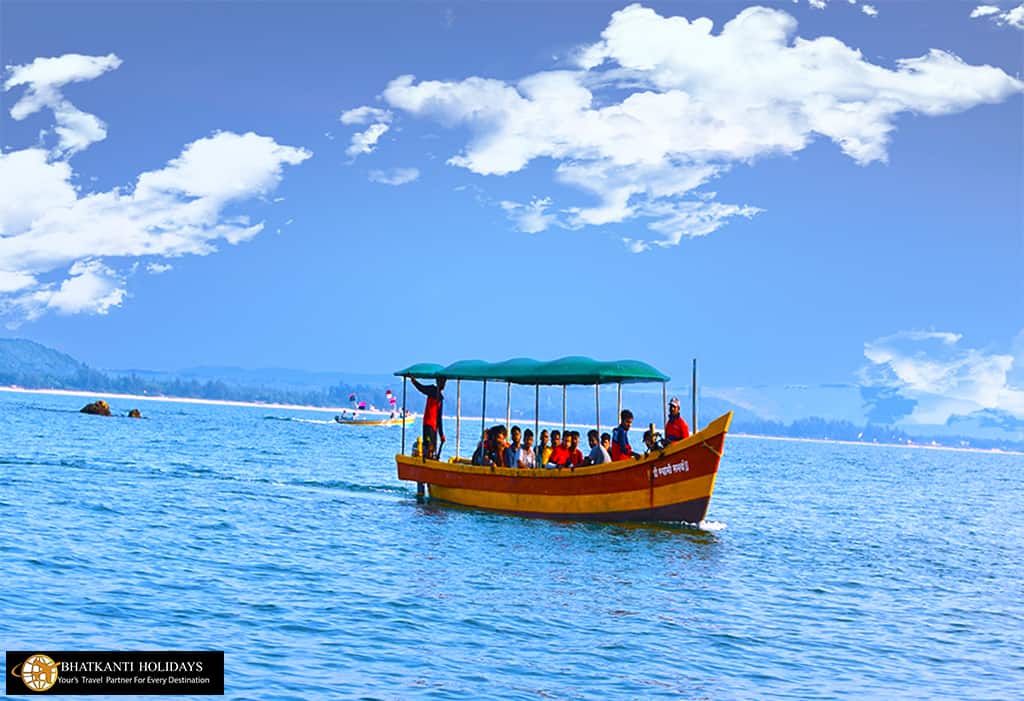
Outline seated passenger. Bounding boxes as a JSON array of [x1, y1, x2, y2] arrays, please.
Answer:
[[471, 430, 490, 466], [546, 432, 571, 468], [664, 397, 691, 443], [584, 429, 611, 465], [488, 425, 509, 467], [601, 432, 612, 456], [642, 426, 664, 454], [517, 429, 537, 469], [567, 431, 584, 467], [504, 425, 521, 468], [544, 430, 560, 465], [536, 429, 549, 465]]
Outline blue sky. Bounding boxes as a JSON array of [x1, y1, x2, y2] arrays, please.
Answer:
[[1, 1, 1022, 431]]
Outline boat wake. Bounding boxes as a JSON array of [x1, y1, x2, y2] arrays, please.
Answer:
[[264, 415, 336, 425], [698, 520, 727, 532]]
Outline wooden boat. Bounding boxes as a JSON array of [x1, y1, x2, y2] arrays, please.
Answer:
[[393, 357, 730, 524]]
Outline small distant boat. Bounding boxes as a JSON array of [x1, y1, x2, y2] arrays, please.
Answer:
[[334, 412, 415, 427], [392, 357, 731, 524]]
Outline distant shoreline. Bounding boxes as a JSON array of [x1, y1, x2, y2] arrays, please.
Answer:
[[2, 385, 1020, 457]]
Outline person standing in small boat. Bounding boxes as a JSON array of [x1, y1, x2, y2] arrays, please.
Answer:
[[411, 376, 446, 459], [664, 396, 691, 443]]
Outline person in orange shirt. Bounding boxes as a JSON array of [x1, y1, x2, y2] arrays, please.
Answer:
[[664, 397, 691, 444]]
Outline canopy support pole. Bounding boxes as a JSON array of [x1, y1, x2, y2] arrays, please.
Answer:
[[662, 382, 667, 430], [562, 385, 567, 435], [595, 385, 600, 435], [534, 385, 539, 445], [692, 358, 698, 432], [456, 379, 462, 459], [401, 376, 407, 455], [616, 382, 622, 419], [481, 380, 487, 441], [506, 381, 511, 428]]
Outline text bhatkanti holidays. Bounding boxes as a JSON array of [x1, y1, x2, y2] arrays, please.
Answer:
[[60, 661, 205, 673]]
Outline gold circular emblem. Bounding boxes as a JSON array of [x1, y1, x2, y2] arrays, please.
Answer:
[[12, 654, 60, 692]]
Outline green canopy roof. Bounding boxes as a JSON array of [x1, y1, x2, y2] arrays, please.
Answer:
[[395, 357, 669, 385], [393, 362, 445, 379]]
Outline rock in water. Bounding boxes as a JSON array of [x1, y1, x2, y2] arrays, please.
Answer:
[[80, 400, 111, 416], [128, 408, 142, 418]]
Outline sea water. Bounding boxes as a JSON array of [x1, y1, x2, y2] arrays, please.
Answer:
[[1, 390, 1022, 699]]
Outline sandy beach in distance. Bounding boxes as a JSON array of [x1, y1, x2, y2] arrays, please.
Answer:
[[2, 385, 1019, 457]]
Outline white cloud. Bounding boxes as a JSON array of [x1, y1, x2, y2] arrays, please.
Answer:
[[809, 0, 827, 9], [146, 262, 172, 274], [861, 4, 878, 17], [4, 53, 122, 157], [359, 4, 1022, 250], [345, 123, 389, 158], [368, 167, 420, 185], [340, 106, 392, 125], [43, 260, 125, 316], [1005, 4, 1024, 27], [862, 330, 1024, 424], [500, 197, 557, 233], [971, 3, 1024, 28], [971, 5, 1002, 18], [340, 107, 393, 158], [0, 55, 312, 321]]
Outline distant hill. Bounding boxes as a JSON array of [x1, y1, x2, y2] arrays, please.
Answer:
[[106, 365, 396, 391], [0, 338, 86, 384], [1, 337, 1021, 451]]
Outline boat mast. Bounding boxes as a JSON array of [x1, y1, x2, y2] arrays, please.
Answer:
[[534, 384, 539, 446], [562, 385, 566, 435], [456, 379, 462, 459], [617, 383, 622, 419], [692, 358, 698, 432], [595, 384, 600, 435], [662, 382, 667, 430], [481, 379, 487, 443], [401, 376, 407, 454], [506, 382, 511, 429]]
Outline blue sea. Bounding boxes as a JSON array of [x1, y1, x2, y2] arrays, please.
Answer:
[[2, 390, 1022, 699]]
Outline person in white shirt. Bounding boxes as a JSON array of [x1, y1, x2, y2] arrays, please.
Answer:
[[584, 429, 611, 465], [517, 429, 537, 469]]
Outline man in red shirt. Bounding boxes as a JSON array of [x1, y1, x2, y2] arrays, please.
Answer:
[[411, 376, 446, 459], [546, 432, 571, 468], [567, 431, 584, 467], [664, 397, 691, 443]]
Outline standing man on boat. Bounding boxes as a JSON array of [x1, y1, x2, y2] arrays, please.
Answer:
[[664, 397, 691, 443], [411, 376, 446, 459], [610, 409, 639, 460]]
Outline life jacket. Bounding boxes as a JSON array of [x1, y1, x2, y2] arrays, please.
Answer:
[[423, 390, 442, 429]]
